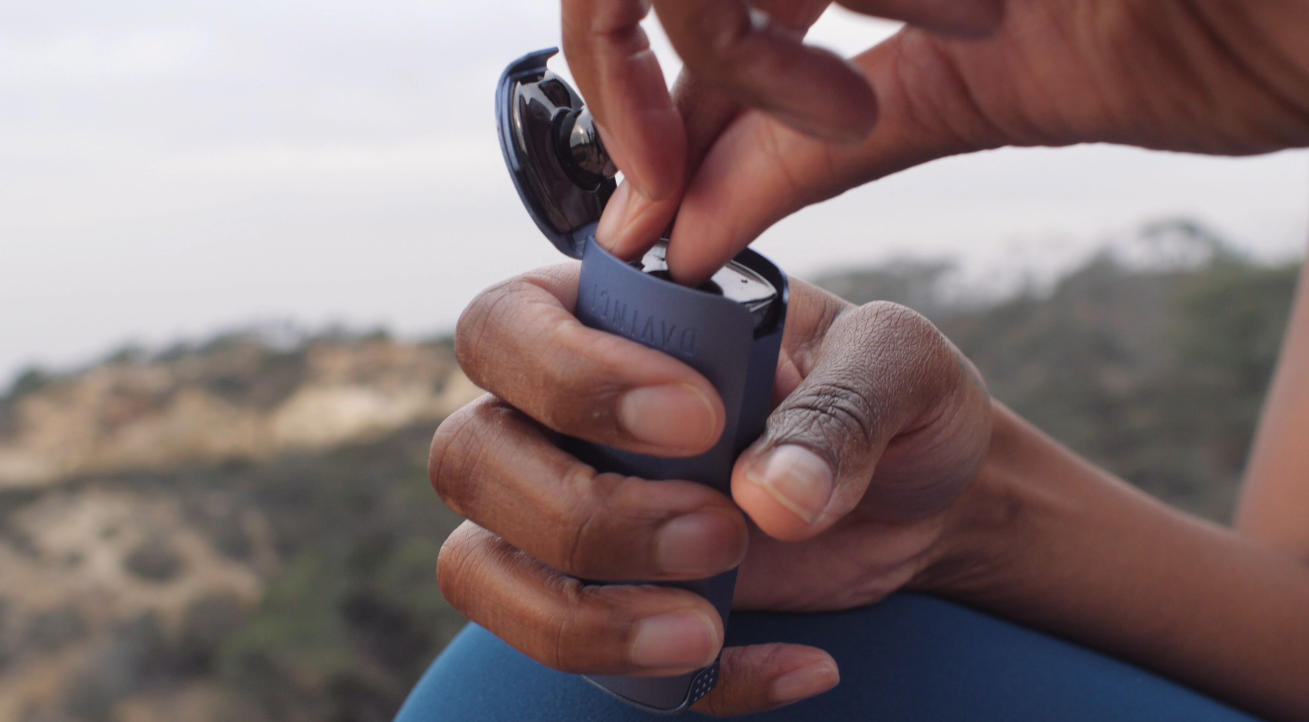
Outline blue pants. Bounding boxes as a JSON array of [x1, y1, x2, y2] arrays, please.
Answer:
[[395, 593, 1261, 721]]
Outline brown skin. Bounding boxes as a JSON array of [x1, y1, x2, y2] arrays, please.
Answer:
[[928, 405, 1309, 722], [563, 0, 1309, 282], [433, 272, 992, 715], [431, 0, 1309, 717], [1237, 259, 1309, 561], [434, 262, 1309, 720]]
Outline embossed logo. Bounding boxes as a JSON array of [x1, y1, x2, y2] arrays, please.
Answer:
[[588, 282, 698, 355]]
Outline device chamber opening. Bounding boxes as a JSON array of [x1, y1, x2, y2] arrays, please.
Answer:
[[630, 241, 781, 336]]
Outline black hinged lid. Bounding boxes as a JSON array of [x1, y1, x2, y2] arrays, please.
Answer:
[[496, 48, 618, 259]]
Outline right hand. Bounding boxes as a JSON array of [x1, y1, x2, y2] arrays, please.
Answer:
[[563, 0, 1309, 283], [430, 266, 992, 716]]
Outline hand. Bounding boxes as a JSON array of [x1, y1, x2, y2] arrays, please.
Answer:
[[564, 0, 1309, 282], [429, 266, 991, 715]]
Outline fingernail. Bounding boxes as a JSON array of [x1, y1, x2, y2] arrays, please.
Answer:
[[743, 446, 833, 524], [630, 610, 720, 668], [770, 659, 840, 703], [620, 384, 720, 450], [595, 181, 633, 250], [656, 511, 747, 577]]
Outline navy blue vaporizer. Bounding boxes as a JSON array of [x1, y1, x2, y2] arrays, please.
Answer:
[[496, 48, 789, 714]]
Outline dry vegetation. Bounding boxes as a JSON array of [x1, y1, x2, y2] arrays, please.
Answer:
[[0, 222, 1298, 721]]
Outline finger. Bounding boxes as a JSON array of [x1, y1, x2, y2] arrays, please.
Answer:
[[598, 0, 831, 260], [731, 301, 991, 541], [562, 0, 686, 203], [454, 265, 725, 456], [595, 0, 1006, 267], [430, 396, 748, 581], [838, 0, 1004, 38], [666, 32, 1011, 285], [653, 0, 878, 144], [437, 521, 724, 675], [692, 644, 840, 716]]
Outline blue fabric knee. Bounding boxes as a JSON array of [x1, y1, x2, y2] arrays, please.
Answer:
[[394, 593, 1261, 722]]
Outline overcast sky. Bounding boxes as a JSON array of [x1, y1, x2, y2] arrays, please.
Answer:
[[3, 2, 1307, 385]]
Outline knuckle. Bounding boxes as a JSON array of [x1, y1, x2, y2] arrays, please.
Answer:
[[748, 120, 805, 201], [863, 301, 941, 349], [860, 301, 956, 376], [553, 469, 620, 573], [777, 378, 879, 454], [435, 523, 482, 612], [540, 576, 592, 672], [453, 278, 529, 387], [563, 0, 651, 42], [437, 523, 613, 675], [428, 403, 478, 511], [455, 269, 626, 440], [428, 395, 508, 515], [531, 324, 625, 433], [760, 643, 792, 670], [701, 11, 752, 58], [771, 301, 963, 455], [670, 3, 753, 68], [693, 689, 736, 717], [850, 301, 973, 415]]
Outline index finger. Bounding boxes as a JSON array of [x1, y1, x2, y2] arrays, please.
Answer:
[[596, 0, 836, 262], [455, 264, 726, 456], [652, 0, 878, 144], [562, 0, 686, 203]]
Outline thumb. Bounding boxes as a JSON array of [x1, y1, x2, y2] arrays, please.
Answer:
[[666, 30, 1008, 285], [731, 301, 989, 541]]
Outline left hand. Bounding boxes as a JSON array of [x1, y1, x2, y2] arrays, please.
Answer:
[[430, 267, 993, 715]]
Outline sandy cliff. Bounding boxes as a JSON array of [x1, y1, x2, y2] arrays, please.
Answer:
[[0, 337, 479, 488]]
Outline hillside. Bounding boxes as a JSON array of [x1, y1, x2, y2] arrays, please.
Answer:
[[0, 333, 479, 489], [0, 335, 479, 722], [0, 226, 1300, 721], [831, 229, 1298, 521]]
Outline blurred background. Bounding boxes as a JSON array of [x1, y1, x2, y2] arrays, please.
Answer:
[[1, 3, 1306, 721]]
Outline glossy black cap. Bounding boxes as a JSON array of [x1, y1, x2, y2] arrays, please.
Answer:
[[496, 48, 617, 259]]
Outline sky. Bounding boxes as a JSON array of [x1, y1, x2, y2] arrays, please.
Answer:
[[3, 1, 1307, 385]]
